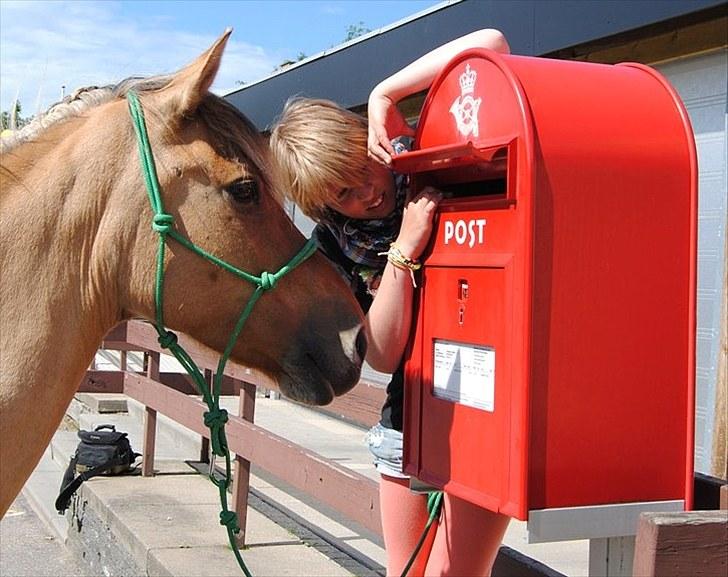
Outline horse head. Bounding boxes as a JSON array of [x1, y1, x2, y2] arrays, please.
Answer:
[[116, 31, 367, 404], [0, 30, 366, 516]]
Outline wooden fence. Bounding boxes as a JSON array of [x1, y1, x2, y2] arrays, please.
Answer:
[[95, 320, 385, 543]]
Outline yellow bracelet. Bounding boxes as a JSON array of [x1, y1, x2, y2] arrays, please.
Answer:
[[379, 244, 421, 287], [388, 244, 421, 271]]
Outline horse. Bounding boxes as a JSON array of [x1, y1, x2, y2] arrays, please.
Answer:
[[0, 29, 366, 517]]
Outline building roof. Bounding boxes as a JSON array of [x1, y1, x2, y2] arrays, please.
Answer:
[[225, 0, 726, 130]]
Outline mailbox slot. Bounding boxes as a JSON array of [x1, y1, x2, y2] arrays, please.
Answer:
[[393, 138, 516, 204]]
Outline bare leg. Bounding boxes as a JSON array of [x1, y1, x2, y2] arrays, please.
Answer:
[[379, 474, 437, 576], [424, 493, 510, 576]]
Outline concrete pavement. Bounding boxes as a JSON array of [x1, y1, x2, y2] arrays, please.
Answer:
[[0, 494, 88, 577], [16, 392, 589, 576]]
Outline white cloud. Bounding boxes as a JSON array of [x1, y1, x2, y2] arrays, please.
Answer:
[[320, 3, 345, 16], [0, 1, 278, 116]]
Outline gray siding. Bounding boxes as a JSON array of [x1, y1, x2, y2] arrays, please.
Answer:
[[657, 49, 728, 474]]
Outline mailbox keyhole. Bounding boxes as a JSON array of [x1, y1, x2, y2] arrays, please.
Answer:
[[458, 279, 469, 300], [458, 279, 468, 326]]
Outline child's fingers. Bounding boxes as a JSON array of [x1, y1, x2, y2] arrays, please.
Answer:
[[410, 187, 442, 208], [369, 143, 391, 166], [368, 128, 394, 165]]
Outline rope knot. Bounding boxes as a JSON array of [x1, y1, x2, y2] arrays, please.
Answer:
[[158, 330, 178, 349], [219, 510, 240, 533], [152, 213, 174, 234], [259, 271, 277, 291], [204, 407, 229, 429], [204, 407, 229, 457]]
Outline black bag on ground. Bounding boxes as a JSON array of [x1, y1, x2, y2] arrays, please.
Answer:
[[55, 424, 139, 513]]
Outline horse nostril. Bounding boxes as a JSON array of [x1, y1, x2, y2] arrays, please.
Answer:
[[355, 327, 367, 365]]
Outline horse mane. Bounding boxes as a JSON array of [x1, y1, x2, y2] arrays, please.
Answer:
[[0, 75, 274, 196], [0, 81, 135, 153]]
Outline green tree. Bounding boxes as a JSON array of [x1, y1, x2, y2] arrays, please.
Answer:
[[273, 51, 307, 72], [343, 21, 371, 42], [261, 20, 372, 78], [272, 21, 371, 74], [1, 100, 30, 131]]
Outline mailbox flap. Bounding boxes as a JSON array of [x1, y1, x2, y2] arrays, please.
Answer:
[[414, 49, 531, 151], [391, 137, 515, 174], [395, 50, 534, 204]]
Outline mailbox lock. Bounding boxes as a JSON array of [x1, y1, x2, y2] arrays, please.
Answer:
[[458, 279, 469, 300], [458, 279, 469, 326]]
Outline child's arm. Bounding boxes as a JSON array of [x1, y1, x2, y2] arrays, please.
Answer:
[[368, 28, 510, 165], [363, 188, 441, 373]]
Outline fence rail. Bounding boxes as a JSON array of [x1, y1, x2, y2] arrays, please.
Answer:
[[91, 320, 384, 544]]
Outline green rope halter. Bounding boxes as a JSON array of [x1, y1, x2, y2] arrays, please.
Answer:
[[126, 90, 317, 577]]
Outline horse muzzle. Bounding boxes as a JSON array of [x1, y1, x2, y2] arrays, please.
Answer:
[[278, 323, 367, 406]]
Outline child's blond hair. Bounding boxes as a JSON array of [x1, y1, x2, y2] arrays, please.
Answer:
[[270, 97, 369, 221]]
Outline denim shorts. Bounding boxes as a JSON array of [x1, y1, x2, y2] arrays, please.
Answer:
[[365, 423, 408, 479]]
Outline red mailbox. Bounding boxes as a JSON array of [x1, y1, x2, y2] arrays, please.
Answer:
[[394, 50, 697, 522]]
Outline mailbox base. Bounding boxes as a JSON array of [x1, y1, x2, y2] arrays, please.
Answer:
[[527, 500, 685, 543], [528, 501, 685, 577]]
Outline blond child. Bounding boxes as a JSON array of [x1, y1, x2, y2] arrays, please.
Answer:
[[271, 29, 511, 577]]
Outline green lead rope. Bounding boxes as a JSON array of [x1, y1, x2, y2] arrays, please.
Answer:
[[126, 90, 317, 577], [127, 89, 442, 577], [399, 491, 444, 577]]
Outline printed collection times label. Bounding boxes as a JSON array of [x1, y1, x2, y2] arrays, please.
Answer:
[[432, 339, 495, 412]]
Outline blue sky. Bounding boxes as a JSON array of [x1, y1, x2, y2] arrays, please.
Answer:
[[1, 0, 444, 116]]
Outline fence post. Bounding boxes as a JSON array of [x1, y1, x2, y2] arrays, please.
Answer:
[[142, 351, 159, 477], [632, 511, 728, 576], [199, 369, 212, 463], [231, 379, 256, 547]]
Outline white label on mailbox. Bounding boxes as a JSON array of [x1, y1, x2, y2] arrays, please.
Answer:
[[432, 339, 495, 412]]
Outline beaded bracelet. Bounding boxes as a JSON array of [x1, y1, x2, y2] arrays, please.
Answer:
[[379, 243, 421, 287]]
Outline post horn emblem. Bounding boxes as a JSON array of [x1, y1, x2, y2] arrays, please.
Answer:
[[449, 64, 482, 138]]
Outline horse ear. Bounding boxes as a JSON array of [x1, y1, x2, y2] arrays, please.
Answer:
[[159, 28, 232, 117]]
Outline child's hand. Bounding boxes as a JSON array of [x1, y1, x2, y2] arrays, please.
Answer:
[[367, 91, 415, 166], [394, 187, 442, 261]]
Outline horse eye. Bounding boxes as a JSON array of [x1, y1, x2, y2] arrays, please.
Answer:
[[225, 179, 259, 205]]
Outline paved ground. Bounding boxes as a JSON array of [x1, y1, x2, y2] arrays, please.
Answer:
[[7, 390, 592, 577], [0, 494, 89, 577]]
